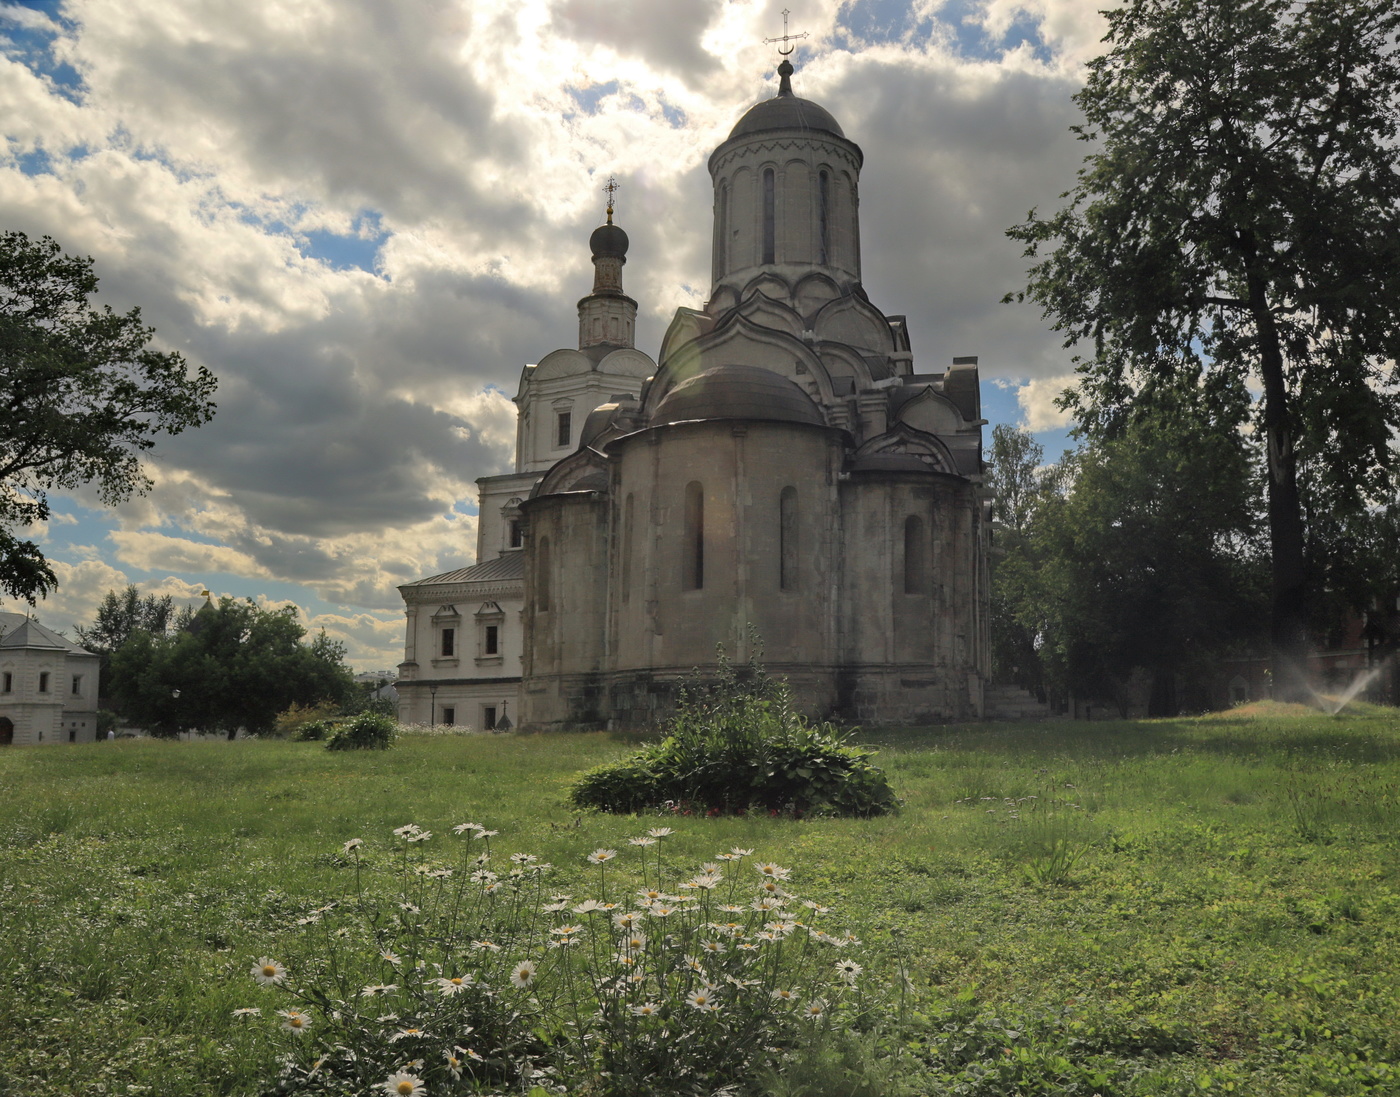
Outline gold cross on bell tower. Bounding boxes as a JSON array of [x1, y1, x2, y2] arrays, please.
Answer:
[[763, 8, 808, 56], [602, 176, 620, 225]]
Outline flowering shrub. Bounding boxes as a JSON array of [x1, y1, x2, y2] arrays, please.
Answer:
[[571, 646, 897, 817], [325, 711, 399, 751], [238, 825, 880, 1096]]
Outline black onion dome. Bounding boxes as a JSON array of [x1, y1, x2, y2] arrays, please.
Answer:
[[651, 365, 825, 428], [590, 222, 629, 260]]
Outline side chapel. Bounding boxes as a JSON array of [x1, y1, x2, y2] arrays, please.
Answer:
[[398, 57, 991, 730]]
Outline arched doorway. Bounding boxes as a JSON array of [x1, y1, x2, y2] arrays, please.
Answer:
[[0, 717, 14, 746]]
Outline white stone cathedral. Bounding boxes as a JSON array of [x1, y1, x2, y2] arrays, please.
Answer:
[[398, 59, 990, 730]]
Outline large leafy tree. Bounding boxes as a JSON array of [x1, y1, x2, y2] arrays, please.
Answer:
[[109, 596, 356, 738], [0, 231, 217, 602], [1007, 0, 1400, 696]]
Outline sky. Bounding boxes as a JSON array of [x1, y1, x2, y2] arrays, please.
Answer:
[[1, 0, 1109, 671]]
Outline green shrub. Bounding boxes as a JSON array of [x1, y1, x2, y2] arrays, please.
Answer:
[[293, 719, 335, 742], [572, 642, 897, 817], [325, 711, 397, 751]]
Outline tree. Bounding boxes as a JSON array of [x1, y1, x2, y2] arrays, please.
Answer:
[[1007, 0, 1400, 697], [0, 231, 217, 602], [1033, 390, 1269, 715], [75, 584, 195, 705], [108, 597, 355, 738]]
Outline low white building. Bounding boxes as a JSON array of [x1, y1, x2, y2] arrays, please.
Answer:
[[0, 611, 101, 746]]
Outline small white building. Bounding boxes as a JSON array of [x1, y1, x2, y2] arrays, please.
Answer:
[[0, 611, 101, 746]]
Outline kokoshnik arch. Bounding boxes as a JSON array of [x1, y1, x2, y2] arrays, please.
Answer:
[[397, 58, 992, 730]]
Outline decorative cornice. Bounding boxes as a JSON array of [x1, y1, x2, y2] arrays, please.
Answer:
[[709, 135, 860, 176]]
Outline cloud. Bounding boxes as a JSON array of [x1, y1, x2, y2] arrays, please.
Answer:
[[1014, 373, 1077, 431], [2, 0, 1097, 666]]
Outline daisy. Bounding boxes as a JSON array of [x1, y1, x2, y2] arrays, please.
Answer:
[[295, 914, 321, 926], [682, 954, 705, 972], [471, 940, 501, 952], [477, 829, 499, 838], [649, 904, 679, 918], [630, 1001, 661, 1016], [279, 1009, 311, 1034], [628, 836, 657, 847], [452, 822, 483, 835], [231, 1007, 262, 1017], [688, 873, 722, 890], [730, 847, 754, 857], [804, 998, 828, 1019], [719, 903, 746, 914], [587, 848, 618, 864], [572, 899, 604, 914], [700, 939, 727, 955], [754, 862, 790, 880], [771, 988, 798, 1002], [380, 1072, 426, 1097], [444, 1046, 482, 1080], [542, 901, 570, 913], [637, 887, 665, 902], [510, 852, 538, 864], [758, 878, 785, 896], [751, 897, 783, 912], [406, 830, 432, 843], [836, 959, 863, 982], [390, 1026, 428, 1042], [381, 951, 403, 966], [509, 960, 538, 989], [685, 989, 717, 1010], [342, 838, 364, 853], [619, 932, 648, 952], [801, 900, 832, 913], [428, 867, 453, 878], [362, 984, 398, 997], [714, 852, 739, 862], [737, 942, 761, 952], [392, 824, 421, 838], [470, 869, 498, 883], [251, 958, 286, 986], [612, 910, 643, 929], [647, 827, 674, 838], [550, 924, 583, 937], [400, 902, 420, 913], [434, 975, 471, 996]]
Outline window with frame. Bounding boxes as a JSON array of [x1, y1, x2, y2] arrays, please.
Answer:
[[682, 481, 704, 591], [557, 411, 572, 448], [440, 628, 455, 658], [903, 515, 928, 595], [779, 486, 798, 591], [484, 624, 499, 655], [2, 672, 11, 693], [39, 671, 50, 693], [72, 674, 83, 695], [762, 168, 776, 264], [442, 706, 456, 726], [483, 705, 498, 731]]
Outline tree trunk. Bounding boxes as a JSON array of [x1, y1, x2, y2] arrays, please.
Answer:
[[1249, 274, 1312, 702]]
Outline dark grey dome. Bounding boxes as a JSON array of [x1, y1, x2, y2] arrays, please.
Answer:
[[729, 94, 845, 140], [590, 223, 629, 260], [651, 365, 825, 428]]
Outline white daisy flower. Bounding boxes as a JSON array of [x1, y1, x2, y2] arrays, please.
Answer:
[[452, 822, 483, 835], [771, 988, 798, 1002], [730, 847, 754, 857], [630, 1001, 661, 1016], [251, 958, 286, 986], [649, 904, 679, 918], [836, 959, 863, 982], [471, 940, 501, 952], [620, 932, 648, 952], [573, 899, 604, 914], [612, 910, 643, 929], [754, 862, 790, 880], [511, 852, 538, 864], [342, 838, 364, 853], [628, 836, 657, 847], [231, 1007, 262, 1017], [804, 998, 828, 1019], [361, 984, 398, 997], [392, 824, 421, 838], [685, 989, 717, 1010], [542, 901, 570, 913], [550, 924, 583, 937], [434, 975, 471, 996], [380, 1071, 426, 1097], [719, 903, 746, 914], [648, 827, 674, 838], [406, 830, 432, 843], [700, 939, 727, 954], [509, 960, 538, 988], [587, 848, 618, 864], [380, 950, 402, 965], [389, 1026, 428, 1043], [278, 1009, 311, 1034], [477, 829, 499, 838]]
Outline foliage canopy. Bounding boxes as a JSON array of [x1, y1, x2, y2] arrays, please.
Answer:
[[1007, 0, 1400, 692], [0, 231, 217, 602]]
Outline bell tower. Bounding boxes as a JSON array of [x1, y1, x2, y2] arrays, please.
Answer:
[[577, 177, 637, 351]]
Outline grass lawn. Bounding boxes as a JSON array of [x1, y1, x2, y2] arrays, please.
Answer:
[[2, 705, 1398, 1095]]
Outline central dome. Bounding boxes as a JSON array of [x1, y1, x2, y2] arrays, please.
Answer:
[[651, 365, 825, 427], [728, 94, 845, 140]]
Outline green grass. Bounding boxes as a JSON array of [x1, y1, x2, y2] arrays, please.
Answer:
[[3, 707, 1399, 1095]]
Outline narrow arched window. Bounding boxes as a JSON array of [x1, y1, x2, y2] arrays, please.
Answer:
[[622, 493, 635, 604], [779, 486, 798, 591], [903, 515, 927, 595], [818, 170, 830, 266], [762, 168, 776, 265], [537, 535, 552, 611], [715, 182, 728, 278], [683, 481, 704, 591]]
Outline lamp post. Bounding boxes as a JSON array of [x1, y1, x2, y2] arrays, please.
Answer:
[[428, 682, 438, 728]]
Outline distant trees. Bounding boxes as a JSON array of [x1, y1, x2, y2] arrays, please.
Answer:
[[1006, 0, 1400, 697], [0, 231, 217, 603], [989, 400, 1269, 715], [93, 591, 355, 738]]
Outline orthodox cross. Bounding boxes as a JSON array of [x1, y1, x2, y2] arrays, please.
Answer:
[[764, 8, 808, 56], [602, 176, 620, 224]]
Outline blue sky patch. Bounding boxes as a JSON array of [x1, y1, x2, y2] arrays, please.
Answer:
[[1, 2, 85, 104]]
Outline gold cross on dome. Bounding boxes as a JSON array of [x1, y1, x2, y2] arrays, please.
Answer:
[[764, 8, 808, 56], [602, 175, 620, 224]]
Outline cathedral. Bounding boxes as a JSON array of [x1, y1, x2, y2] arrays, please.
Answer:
[[397, 58, 991, 731]]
